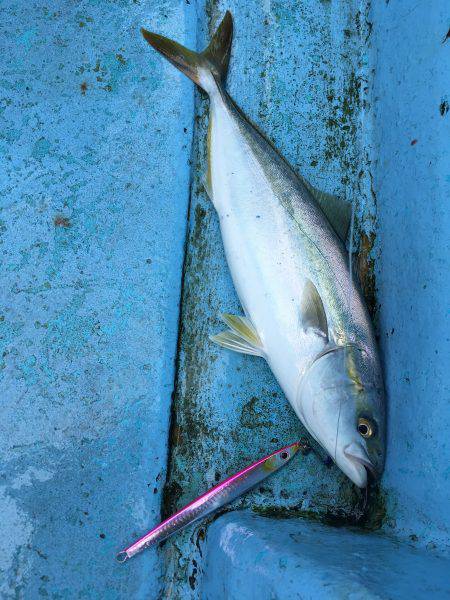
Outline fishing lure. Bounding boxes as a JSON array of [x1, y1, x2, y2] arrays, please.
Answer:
[[117, 441, 302, 562]]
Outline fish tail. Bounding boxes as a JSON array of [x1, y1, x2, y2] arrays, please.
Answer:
[[141, 11, 233, 95]]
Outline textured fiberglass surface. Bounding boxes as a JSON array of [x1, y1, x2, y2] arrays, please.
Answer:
[[1, 0, 449, 598]]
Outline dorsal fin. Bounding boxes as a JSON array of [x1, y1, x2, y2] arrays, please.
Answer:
[[300, 280, 328, 340]]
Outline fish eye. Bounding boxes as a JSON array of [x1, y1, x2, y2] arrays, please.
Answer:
[[280, 451, 289, 460], [357, 417, 374, 438]]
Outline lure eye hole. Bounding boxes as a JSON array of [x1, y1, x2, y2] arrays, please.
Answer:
[[116, 552, 128, 563], [357, 418, 373, 438], [280, 451, 289, 460]]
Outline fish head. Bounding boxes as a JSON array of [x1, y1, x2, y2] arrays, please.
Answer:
[[298, 345, 385, 488]]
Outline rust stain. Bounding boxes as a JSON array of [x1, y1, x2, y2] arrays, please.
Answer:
[[80, 82, 88, 95], [410, 139, 418, 146], [54, 215, 71, 228]]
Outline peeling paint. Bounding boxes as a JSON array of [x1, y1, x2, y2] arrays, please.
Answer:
[[0, 487, 33, 596]]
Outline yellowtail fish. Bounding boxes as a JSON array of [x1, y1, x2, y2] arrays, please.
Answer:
[[117, 442, 302, 562], [141, 12, 385, 488]]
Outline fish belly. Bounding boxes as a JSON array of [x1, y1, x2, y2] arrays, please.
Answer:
[[208, 100, 318, 403]]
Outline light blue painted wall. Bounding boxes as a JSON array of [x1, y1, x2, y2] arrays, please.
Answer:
[[372, 1, 450, 547], [1, 1, 195, 597]]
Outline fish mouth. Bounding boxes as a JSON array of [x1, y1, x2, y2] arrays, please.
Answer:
[[343, 442, 376, 488]]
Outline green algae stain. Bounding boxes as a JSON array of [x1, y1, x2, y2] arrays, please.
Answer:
[[161, 168, 220, 520], [362, 486, 387, 530], [253, 482, 387, 531], [323, 69, 360, 178], [357, 230, 377, 318], [75, 50, 131, 95], [162, 479, 183, 519], [240, 396, 273, 430]]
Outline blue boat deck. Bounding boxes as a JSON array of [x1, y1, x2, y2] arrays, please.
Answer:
[[202, 512, 450, 599], [1, 0, 449, 598]]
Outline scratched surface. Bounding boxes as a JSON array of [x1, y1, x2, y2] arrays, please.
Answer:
[[0, 0, 194, 597], [2, 0, 449, 598]]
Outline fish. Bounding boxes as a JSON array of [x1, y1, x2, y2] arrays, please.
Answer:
[[141, 12, 386, 488], [117, 441, 302, 562]]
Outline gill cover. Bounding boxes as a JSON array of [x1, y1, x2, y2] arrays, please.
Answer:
[[298, 344, 385, 487]]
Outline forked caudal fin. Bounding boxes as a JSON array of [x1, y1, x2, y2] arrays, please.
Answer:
[[141, 11, 233, 94]]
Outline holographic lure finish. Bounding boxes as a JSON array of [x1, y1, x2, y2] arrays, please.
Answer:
[[117, 442, 301, 562]]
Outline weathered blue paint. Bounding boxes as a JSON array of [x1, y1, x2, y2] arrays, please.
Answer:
[[2, 0, 449, 598], [1, 0, 194, 597], [372, 1, 450, 549]]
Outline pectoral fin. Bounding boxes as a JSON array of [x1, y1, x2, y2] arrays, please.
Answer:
[[301, 178, 352, 243], [300, 280, 329, 341], [210, 313, 264, 357]]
